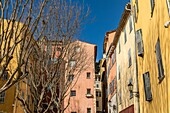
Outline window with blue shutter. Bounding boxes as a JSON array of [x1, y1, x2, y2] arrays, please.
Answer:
[[143, 72, 152, 101], [155, 38, 164, 82], [136, 29, 144, 57]]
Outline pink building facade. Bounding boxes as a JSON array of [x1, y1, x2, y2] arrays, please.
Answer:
[[64, 41, 97, 113]]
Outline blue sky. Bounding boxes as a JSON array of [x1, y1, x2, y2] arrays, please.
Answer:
[[78, 0, 130, 61]]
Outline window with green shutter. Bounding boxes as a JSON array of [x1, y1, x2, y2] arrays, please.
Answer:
[[143, 72, 152, 101], [155, 38, 164, 82]]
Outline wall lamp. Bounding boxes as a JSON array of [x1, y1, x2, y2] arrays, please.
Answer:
[[128, 82, 139, 97]]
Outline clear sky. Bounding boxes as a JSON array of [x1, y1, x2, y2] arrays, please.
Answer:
[[78, 0, 130, 61]]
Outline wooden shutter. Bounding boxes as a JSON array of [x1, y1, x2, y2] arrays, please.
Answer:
[[155, 39, 164, 80], [143, 72, 152, 101], [136, 29, 144, 57]]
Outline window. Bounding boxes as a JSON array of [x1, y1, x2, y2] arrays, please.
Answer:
[[96, 84, 99, 88], [133, 5, 137, 23], [71, 112, 77, 113], [87, 108, 91, 113], [119, 91, 122, 104], [136, 0, 139, 12], [136, 29, 144, 57], [124, 28, 127, 43], [3, 71, 8, 80], [70, 90, 76, 96], [129, 17, 133, 33], [155, 38, 164, 81], [167, 0, 170, 16], [87, 72, 91, 79], [68, 74, 74, 81], [22, 91, 24, 98], [111, 50, 116, 65], [128, 49, 132, 67], [143, 72, 152, 101], [27, 95, 30, 104], [118, 40, 121, 53], [129, 78, 133, 99], [69, 60, 76, 68], [96, 101, 99, 107], [87, 89, 91, 94], [109, 80, 114, 94], [0, 92, 5, 103], [96, 91, 101, 97], [118, 66, 120, 80], [74, 46, 80, 53], [150, 0, 155, 16]]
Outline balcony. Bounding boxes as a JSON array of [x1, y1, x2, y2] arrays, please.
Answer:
[[86, 93, 93, 98]]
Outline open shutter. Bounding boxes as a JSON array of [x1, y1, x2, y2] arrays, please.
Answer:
[[136, 29, 144, 57], [155, 39, 164, 80], [143, 72, 152, 101]]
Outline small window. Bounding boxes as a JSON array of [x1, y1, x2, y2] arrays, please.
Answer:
[[68, 74, 74, 81], [22, 91, 24, 98], [87, 89, 91, 94], [166, 0, 170, 16], [129, 78, 133, 99], [136, 0, 139, 12], [69, 60, 76, 68], [118, 66, 120, 80], [129, 17, 133, 33], [150, 0, 155, 16], [86, 72, 91, 79], [128, 49, 132, 67], [133, 5, 137, 23], [96, 84, 99, 88], [0, 92, 5, 103], [124, 28, 127, 43], [143, 72, 152, 101], [87, 108, 91, 113], [136, 29, 144, 57], [27, 95, 30, 104], [118, 40, 121, 54], [155, 38, 164, 81], [71, 112, 77, 113], [71, 90, 76, 96], [96, 101, 99, 107], [3, 71, 8, 80], [119, 91, 122, 104], [74, 46, 80, 53]]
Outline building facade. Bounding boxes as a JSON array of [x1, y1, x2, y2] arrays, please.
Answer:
[[131, 0, 170, 113], [114, 3, 139, 113], [64, 41, 97, 113], [95, 62, 103, 113]]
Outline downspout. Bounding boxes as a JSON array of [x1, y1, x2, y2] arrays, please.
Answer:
[[132, 6, 140, 113]]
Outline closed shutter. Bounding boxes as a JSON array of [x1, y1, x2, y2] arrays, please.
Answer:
[[143, 72, 152, 101], [136, 0, 139, 12], [136, 29, 144, 57], [155, 39, 164, 80], [150, 0, 155, 15]]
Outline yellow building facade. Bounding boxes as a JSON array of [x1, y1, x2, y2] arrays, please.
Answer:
[[0, 20, 34, 113], [131, 0, 170, 113]]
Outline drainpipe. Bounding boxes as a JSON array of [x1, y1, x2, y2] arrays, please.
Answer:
[[133, 8, 140, 113]]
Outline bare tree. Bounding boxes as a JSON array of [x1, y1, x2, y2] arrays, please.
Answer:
[[0, 0, 48, 94], [16, 0, 91, 113]]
